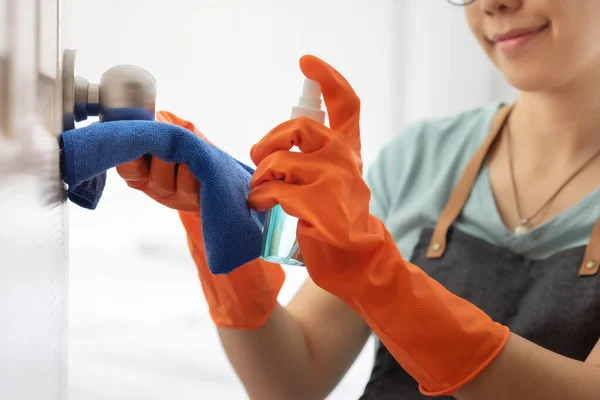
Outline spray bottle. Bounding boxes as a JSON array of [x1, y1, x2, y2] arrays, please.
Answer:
[[260, 79, 326, 266]]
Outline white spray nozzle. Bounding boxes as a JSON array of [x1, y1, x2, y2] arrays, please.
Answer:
[[297, 79, 322, 110], [290, 78, 326, 124]]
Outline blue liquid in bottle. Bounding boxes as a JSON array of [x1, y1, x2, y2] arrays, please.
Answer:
[[261, 205, 304, 266]]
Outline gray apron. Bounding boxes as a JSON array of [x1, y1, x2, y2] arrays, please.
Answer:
[[359, 105, 600, 399]]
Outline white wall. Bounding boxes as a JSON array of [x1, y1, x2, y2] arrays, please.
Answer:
[[66, 1, 515, 399], [68, 0, 396, 168]]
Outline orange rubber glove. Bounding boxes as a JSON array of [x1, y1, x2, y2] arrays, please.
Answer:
[[116, 111, 285, 329], [247, 55, 510, 396], [115, 111, 202, 211]]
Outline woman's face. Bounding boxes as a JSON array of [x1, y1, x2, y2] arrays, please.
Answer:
[[465, 0, 600, 93]]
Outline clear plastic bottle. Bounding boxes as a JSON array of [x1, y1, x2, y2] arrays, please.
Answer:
[[260, 79, 326, 266]]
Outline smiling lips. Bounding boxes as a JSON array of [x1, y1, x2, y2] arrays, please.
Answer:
[[489, 23, 549, 52]]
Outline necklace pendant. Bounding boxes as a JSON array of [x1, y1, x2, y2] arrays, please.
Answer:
[[514, 219, 529, 235]]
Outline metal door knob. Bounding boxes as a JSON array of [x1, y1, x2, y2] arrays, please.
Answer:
[[62, 49, 156, 131]]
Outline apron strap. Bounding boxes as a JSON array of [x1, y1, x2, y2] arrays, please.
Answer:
[[426, 104, 512, 259], [425, 103, 600, 276], [579, 221, 600, 276]]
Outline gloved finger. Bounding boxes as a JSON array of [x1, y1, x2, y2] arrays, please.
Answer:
[[299, 55, 360, 135], [146, 157, 176, 198], [248, 180, 324, 231], [250, 150, 330, 189], [176, 163, 200, 196], [250, 173, 369, 246], [250, 117, 334, 166], [248, 179, 304, 212], [116, 158, 149, 189]]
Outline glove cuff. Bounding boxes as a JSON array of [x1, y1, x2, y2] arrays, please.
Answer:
[[331, 218, 509, 395]]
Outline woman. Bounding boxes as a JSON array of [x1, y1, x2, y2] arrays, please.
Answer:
[[116, 0, 600, 398]]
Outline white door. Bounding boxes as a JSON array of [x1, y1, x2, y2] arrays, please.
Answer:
[[0, 0, 69, 399]]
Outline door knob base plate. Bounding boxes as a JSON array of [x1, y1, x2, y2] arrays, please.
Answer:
[[62, 49, 76, 132]]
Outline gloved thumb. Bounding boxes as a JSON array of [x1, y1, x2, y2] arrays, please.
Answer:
[[299, 55, 360, 137]]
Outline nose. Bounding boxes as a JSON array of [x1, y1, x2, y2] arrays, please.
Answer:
[[479, 0, 522, 15]]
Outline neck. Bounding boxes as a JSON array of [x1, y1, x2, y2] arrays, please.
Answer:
[[510, 70, 600, 163]]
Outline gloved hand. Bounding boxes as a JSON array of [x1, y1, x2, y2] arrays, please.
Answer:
[[116, 111, 284, 328], [248, 55, 509, 396], [116, 111, 205, 211]]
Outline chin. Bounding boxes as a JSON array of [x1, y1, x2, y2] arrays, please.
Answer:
[[502, 72, 557, 92], [496, 60, 568, 94]]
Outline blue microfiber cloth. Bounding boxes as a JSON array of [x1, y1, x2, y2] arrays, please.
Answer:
[[60, 120, 265, 274]]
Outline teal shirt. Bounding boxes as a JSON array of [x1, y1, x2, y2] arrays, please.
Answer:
[[366, 102, 600, 261]]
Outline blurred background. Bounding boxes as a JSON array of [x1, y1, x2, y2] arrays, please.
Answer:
[[3, 0, 516, 399]]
